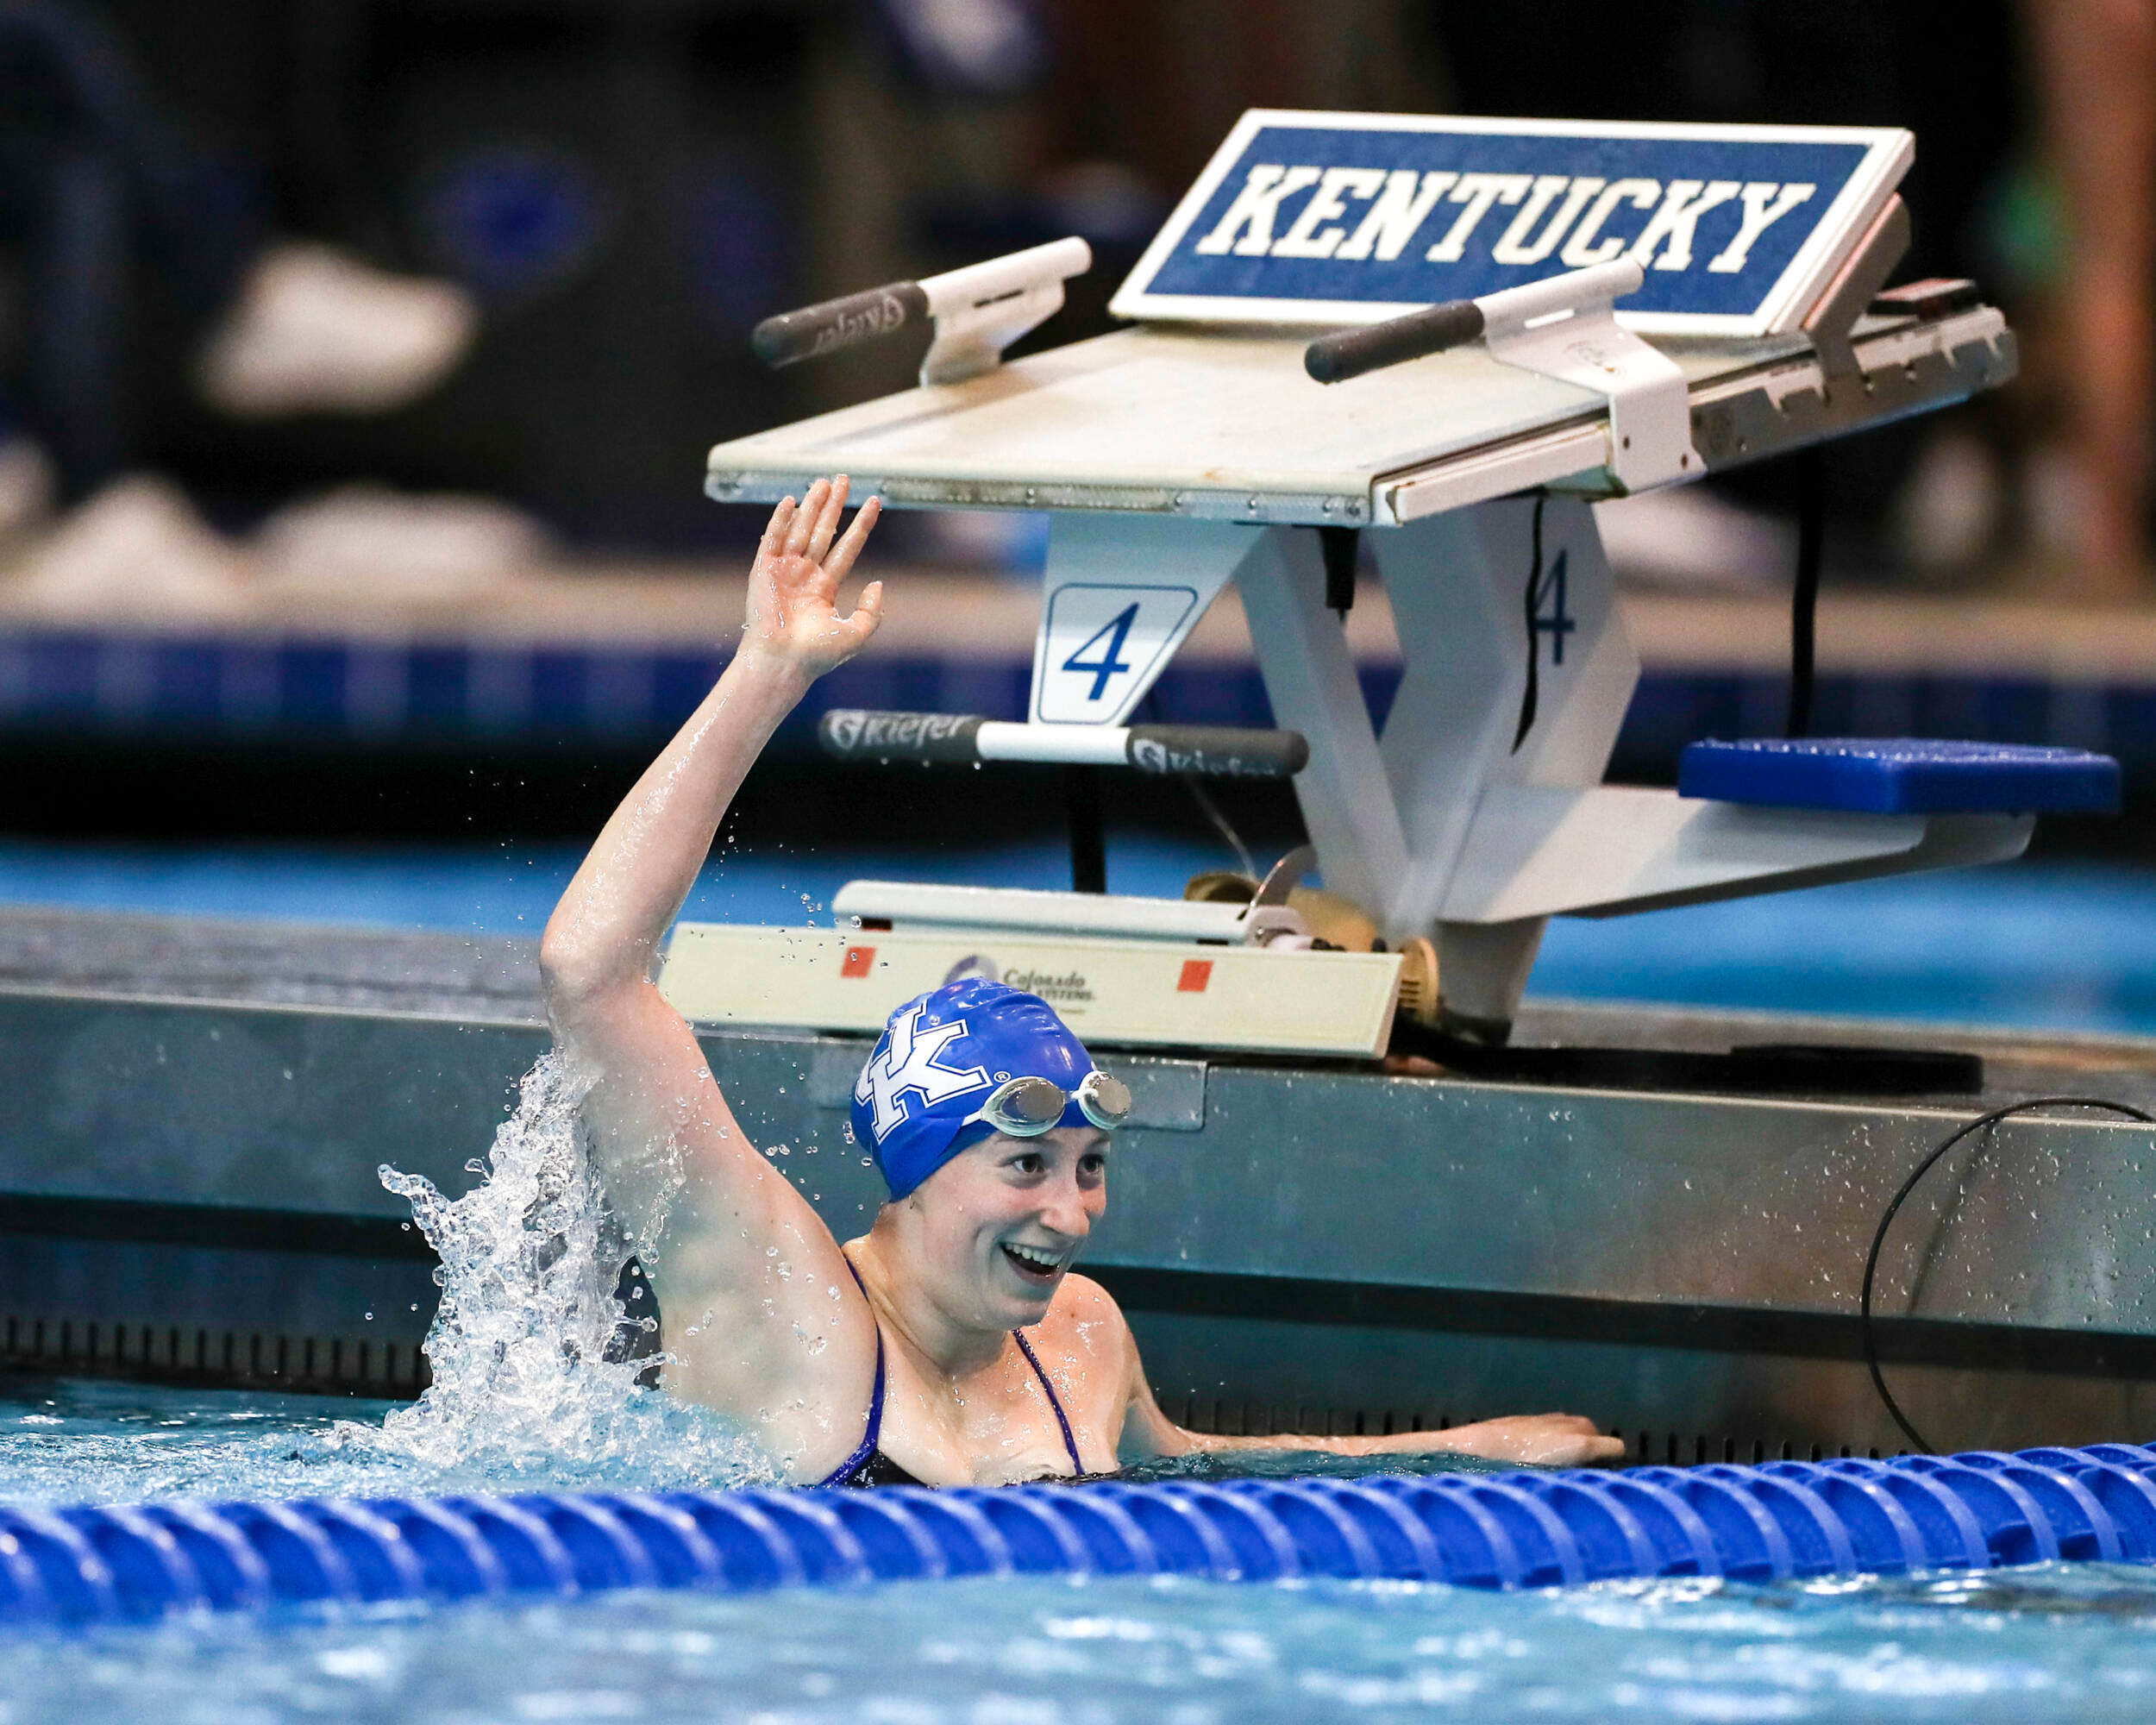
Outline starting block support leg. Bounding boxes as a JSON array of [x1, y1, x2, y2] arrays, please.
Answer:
[[1239, 499, 1638, 1038], [1429, 919, 1549, 1041], [1237, 528, 1407, 919], [1376, 497, 1637, 1035]]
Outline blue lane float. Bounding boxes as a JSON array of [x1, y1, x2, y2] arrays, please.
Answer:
[[9, 1444, 2156, 1624]]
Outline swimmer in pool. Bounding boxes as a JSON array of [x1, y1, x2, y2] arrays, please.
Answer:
[[540, 474, 1626, 1484]]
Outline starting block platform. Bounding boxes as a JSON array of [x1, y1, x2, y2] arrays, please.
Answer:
[[713, 113, 1973, 524], [708, 305, 2006, 529]]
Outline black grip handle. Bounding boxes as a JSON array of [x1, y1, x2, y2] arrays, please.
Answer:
[[819, 709, 983, 762], [752, 281, 931, 370], [1124, 726, 1308, 779], [1305, 298, 1486, 384]]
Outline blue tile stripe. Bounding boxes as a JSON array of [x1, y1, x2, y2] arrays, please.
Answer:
[[1, 630, 2152, 777]]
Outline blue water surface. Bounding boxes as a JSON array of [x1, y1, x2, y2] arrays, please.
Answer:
[[0, 838, 2149, 1035], [17, 1565, 2156, 1725]]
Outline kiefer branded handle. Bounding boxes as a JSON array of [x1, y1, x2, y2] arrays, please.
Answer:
[[751, 238, 1093, 373], [1305, 297, 1485, 382], [752, 282, 931, 369], [818, 710, 1309, 780], [1305, 259, 1650, 385]]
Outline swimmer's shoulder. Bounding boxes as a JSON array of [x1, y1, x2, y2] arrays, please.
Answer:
[[1051, 1270, 1123, 1316], [1037, 1272, 1136, 1354]]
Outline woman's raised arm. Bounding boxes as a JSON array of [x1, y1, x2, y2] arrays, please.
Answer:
[[541, 477, 881, 1018], [539, 476, 886, 1472]]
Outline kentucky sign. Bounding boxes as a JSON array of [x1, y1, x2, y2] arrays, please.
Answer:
[[1111, 111, 1912, 336]]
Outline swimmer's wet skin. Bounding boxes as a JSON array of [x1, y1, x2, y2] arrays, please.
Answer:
[[537, 474, 1623, 1485]]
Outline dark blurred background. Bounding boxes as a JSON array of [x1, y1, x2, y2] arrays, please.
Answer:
[[0, 0, 2150, 950], [9, 0, 2051, 543]]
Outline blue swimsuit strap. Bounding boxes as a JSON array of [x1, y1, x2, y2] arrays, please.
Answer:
[[819, 1254, 1085, 1484], [1012, 1326, 1085, 1476], [819, 1257, 887, 1488]]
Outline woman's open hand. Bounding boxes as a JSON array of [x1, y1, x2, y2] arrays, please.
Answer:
[[743, 475, 884, 679]]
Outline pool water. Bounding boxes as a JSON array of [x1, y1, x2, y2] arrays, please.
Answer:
[[9, 1383, 2156, 1723]]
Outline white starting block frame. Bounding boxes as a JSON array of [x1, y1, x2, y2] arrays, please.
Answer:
[[705, 113, 2023, 1036]]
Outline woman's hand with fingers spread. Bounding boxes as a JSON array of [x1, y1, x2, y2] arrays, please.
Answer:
[[743, 474, 884, 680]]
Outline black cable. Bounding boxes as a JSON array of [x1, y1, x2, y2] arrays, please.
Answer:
[[1137, 687, 1257, 881], [1184, 774, 1256, 880], [1786, 446, 1825, 737], [1512, 494, 1548, 754], [1861, 1095, 2153, 1453], [1318, 525, 1360, 618]]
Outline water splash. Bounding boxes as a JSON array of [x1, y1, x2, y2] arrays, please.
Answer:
[[336, 1051, 775, 1490]]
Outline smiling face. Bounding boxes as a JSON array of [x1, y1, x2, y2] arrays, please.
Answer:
[[895, 1125, 1109, 1331]]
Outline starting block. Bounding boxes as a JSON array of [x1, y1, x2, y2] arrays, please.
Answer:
[[664, 110, 2105, 1053]]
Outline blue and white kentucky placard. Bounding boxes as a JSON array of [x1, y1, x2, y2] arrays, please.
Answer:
[[1110, 111, 1912, 336]]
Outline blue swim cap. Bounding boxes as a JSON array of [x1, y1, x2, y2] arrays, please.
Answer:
[[851, 977, 1096, 1200]]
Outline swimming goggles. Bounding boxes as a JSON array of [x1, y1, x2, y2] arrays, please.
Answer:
[[965, 1070, 1132, 1137]]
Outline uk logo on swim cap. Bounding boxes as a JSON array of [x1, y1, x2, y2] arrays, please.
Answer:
[[854, 1002, 991, 1138], [854, 977, 1097, 1200]]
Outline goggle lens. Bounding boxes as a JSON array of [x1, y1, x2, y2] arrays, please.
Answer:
[[1076, 1070, 1131, 1131], [991, 1076, 1067, 1132], [970, 1071, 1130, 1138]]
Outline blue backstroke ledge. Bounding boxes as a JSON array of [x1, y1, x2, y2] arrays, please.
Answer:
[[1679, 737, 2123, 817]]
